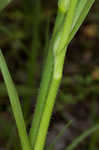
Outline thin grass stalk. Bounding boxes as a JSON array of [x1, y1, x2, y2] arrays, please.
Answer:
[[30, 0, 95, 148], [66, 124, 99, 150], [0, 83, 35, 97], [33, 78, 61, 150], [29, 48, 53, 148], [23, 0, 42, 120], [68, 0, 95, 44], [71, 0, 87, 30], [33, 1, 78, 150], [47, 120, 72, 150], [50, 0, 95, 53], [0, 0, 95, 150], [29, 9, 65, 150], [29, 1, 67, 148], [43, 17, 50, 58], [27, 0, 41, 87], [0, 50, 31, 150]]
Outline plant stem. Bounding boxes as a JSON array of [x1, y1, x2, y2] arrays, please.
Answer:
[[66, 124, 99, 150], [47, 120, 72, 150], [0, 50, 31, 150], [29, 0, 95, 149], [29, 0, 77, 148], [34, 77, 61, 150], [0, 83, 35, 97], [29, 3, 66, 149], [33, 1, 78, 150], [29, 48, 53, 148], [23, 0, 42, 120], [27, 0, 41, 87]]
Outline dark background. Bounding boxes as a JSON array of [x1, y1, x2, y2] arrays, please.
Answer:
[[0, 0, 99, 149]]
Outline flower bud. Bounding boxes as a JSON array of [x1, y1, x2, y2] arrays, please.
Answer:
[[58, 0, 70, 13]]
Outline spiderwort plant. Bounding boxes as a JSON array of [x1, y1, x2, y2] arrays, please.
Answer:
[[32, 2, 78, 150], [0, 0, 96, 150], [29, 0, 95, 150]]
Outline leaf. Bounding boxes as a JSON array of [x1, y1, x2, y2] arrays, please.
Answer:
[[66, 124, 99, 150], [46, 120, 72, 150], [68, 0, 95, 44], [0, 50, 31, 150]]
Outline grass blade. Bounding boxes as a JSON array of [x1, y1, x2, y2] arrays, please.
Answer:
[[66, 124, 99, 150], [29, 49, 53, 148], [54, 0, 95, 51], [0, 50, 31, 150], [33, 1, 78, 150], [0, 83, 35, 97], [68, 0, 95, 44], [72, 0, 87, 30], [29, 0, 95, 149], [46, 120, 72, 150]]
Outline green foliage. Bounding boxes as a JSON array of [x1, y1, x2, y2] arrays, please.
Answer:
[[0, 50, 31, 150], [58, 0, 70, 13], [46, 120, 72, 150], [0, 0, 96, 150], [66, 124, 99, 150]]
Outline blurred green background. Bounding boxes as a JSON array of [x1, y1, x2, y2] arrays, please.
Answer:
[[0, 0, 99, 149]]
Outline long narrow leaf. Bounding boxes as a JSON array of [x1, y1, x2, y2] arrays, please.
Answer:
[[68, 0, 95, 44], [56, 0, 95, 50], [72, 0, 87, 30], [47, 120, 72, 150], [66, 124, 99, 150], [0, 50, 31, 150], [33, 1, 78, 150]]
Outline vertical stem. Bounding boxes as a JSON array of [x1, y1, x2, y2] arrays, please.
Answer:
[[29, 6, 66, 149], [29, 0, 95, 149], [34, 76, 61, 150], [27, 0, 41, 87], [23, 0, 42, 120], [29, 48, 53, 148], [33, 0, 78, 150]]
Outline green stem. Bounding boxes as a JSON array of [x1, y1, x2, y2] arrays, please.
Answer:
[[0, 83, 35, 97], [66, 124, 99, 150], [29, 0, 77, 148], [29, 4, 66, 149], [27, 0, 41, 87], [54, 0, 78, 53], [34, 76, 61, 150], [33, 1, 78, 150], [29, 0, 95, 149], [29, 48, 53, 148], [0, 50, 31, 150], [47, 120, 72, 150], [23, 0, 42, 121]]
